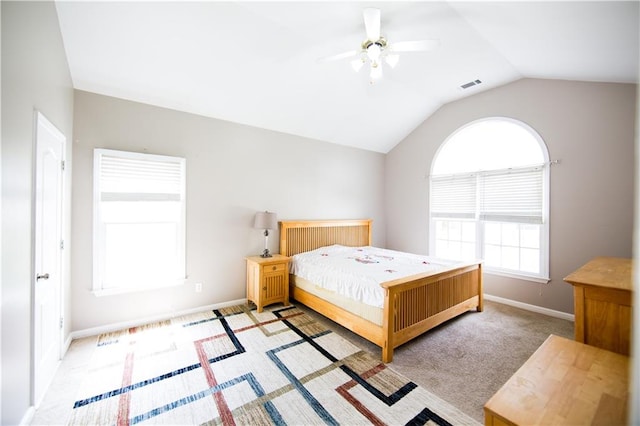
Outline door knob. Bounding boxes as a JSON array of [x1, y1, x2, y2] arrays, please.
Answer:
[[36, 273, 50, 280]]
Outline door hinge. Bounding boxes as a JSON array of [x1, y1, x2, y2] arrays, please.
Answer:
[[59, 317, 64, 329], [60, 240, 64, 250], [61, 160, 65, 171]]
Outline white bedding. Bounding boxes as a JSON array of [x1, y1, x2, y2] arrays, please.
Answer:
[[289, 245, 457, 308]]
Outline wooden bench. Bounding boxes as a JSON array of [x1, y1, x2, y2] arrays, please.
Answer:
[[484, 335, 629, 425]]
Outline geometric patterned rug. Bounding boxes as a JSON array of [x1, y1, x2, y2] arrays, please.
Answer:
[[69, 304, 479, 425]]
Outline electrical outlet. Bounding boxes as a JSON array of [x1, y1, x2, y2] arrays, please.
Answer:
[[195, 282, 202, 293]]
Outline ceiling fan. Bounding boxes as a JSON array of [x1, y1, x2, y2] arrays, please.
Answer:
[[320, 8, 439, 83]]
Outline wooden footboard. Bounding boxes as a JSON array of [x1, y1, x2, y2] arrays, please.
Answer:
[[279, 219, 483, 363], [381, 262, 483, 362]]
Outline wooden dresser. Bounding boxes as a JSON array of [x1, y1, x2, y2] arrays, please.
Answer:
[[564, 257, 633, 355], [484, 335, 629, 426]]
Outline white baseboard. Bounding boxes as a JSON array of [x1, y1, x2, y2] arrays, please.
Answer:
[[66, 295, 572, 346], [19, 406, 35, 426], [484, 293, 575, 322], [68, 298, 247, 341], [63, 334, 73, 355]]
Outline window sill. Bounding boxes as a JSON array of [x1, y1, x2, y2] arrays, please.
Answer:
[[92, 280, 184, 297], [485, 269, 550, 284]]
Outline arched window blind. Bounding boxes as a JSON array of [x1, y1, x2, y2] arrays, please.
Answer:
[[432, 164, 544, 223], [430, 174, 476, 219], [479, 165, 544, 224]]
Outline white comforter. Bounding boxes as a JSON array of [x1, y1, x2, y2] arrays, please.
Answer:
[[290, 245, 456, 308]]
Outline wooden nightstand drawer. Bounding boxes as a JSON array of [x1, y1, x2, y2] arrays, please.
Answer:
[[263, 263, 286, 274]]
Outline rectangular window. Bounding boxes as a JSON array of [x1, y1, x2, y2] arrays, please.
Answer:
[[430, 164, 548, 281], [434, 219, 476, 260], [93, 149, 186, 294], [483, 222, 541, 274]]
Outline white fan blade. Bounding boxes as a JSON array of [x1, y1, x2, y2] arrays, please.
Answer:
[[390, 39, 439, 52], [317, 50, 360, 63], [363, 8, 381, 41]]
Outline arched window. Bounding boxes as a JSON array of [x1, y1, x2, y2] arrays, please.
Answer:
[[429, 117, 550, 282]]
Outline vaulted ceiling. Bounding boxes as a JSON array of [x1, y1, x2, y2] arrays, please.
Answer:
[[55, 1, 639, 153]]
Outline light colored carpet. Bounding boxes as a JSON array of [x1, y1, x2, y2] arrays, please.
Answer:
[[298, 300, 574, 423], [32, 300, 572, 425], [32, 304, 479, 425]]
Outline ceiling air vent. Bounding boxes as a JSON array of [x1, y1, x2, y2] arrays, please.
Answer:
[[460, 79, 482, 90]]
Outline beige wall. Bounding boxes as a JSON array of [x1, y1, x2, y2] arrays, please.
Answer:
[[71, 90, 386, 331], [386, 78, 636, 314], [1, 2, 74, 424]]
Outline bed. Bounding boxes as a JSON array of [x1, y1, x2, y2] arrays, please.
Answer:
[[279, 219, 483, 363]]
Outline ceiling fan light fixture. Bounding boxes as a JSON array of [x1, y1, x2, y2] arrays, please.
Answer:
[[370, 63, 383, 81], [366, 42, 382, 62], [319, 9, 438, 85], [351, 58, 365, 72], [385, 54, 399, 69]]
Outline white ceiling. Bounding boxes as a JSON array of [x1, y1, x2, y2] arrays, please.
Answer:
[[55, 1, 639, 153]]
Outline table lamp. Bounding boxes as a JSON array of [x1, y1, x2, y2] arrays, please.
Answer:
[[254, 211, 277, 257]]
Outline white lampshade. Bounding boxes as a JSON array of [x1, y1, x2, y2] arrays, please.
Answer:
[[351, 58, 365, 72], [370, 64, 383, 81], [385, 54, 399, 69], [254, 211, 278, 230]]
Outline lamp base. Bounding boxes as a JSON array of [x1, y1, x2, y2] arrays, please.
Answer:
[[260, 249, 273, 258], [260, 231, 272, 258]]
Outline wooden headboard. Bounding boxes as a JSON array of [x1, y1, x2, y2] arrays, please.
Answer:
[[279, 219, 372, 257]]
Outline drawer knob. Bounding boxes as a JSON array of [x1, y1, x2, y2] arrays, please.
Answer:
[[263, 287, 267, 291], [272, 266, 277, 271]]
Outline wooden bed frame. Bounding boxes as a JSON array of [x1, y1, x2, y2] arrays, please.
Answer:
[[279, 219, 483, 363]]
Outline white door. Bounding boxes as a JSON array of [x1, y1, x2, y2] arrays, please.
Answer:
[[33, 111, 65, 405]]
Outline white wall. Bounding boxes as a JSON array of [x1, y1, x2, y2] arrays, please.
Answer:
[[1, 2, 74, 424], [386, 78, 636, 314], [71, 90, 386, 331]]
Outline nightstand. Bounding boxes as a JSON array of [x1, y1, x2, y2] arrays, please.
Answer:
[[245, 254, 290, 313]]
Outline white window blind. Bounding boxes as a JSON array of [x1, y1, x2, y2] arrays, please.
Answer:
[[93, 149, 186, 294], [99, 155, 183, 201], [430, 164, 544, 224], [479, 165, 544, 224], [430, 174, 476, 219]]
